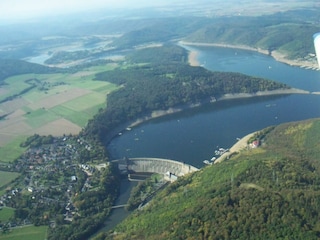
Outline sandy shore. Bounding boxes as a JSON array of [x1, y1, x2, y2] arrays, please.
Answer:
[[188, 51, 200, 66], [218, 88, 310, 101], [181, 41, 319, 70], [214, 131, 257, 164]]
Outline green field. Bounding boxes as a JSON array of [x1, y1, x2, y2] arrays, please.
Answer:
[[23, 84, 71, 103], [50, 105, 90, 126], [0, 207, 15, 222], [0, 75, 35, 102], [62, 92, 106, 111], [0, 226, 47, 240], [50, 103, 106, 127], [0, 137, 27, 163], [0, 171, 20, 189], [24, 109, 59, 128]]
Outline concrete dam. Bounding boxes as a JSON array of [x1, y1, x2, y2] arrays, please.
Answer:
[[113, 157, 199, 180]]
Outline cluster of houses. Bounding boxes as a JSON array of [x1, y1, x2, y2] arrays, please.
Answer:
[[1, 135, 99, 224]]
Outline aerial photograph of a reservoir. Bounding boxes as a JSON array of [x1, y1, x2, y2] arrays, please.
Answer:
[[0, 0, 319, 239]]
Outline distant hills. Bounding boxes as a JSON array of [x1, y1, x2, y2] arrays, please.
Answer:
[[102, 118, 320, 240], [111, 9, 320, 60], [185, 21, 318, 59]]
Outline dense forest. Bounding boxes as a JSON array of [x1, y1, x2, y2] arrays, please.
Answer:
[[94, 118, 320, 240], [82, 44, 289, 142]]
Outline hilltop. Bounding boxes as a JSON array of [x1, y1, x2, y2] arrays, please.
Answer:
[[99, 118, 320, 240]]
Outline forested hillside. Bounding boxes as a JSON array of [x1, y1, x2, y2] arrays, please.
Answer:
[[186, 21, 318, 59], [0, 59, 60, 84], [97, 118, 320, 240], [111, 17, 207, 49], [111, 9, 319, 60], [82, 45, 289, 142]]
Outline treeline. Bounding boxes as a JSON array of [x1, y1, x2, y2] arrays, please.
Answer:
[[20, 134, 54, 148], [82, 45, 289, 142], [0, 59, 60, 83], [105, 119, 320, 240], [126, 44, 188, 64]]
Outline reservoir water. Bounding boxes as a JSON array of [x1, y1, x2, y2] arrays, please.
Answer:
[[101, 46, 320, 233], [107, 46, 320, 169]]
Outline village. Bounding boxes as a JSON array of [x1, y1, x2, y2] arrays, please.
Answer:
[[0, 134, 108, 228]]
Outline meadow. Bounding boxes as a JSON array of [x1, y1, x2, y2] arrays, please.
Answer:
[[0, 207, 15, 222], [0, 171, 20, 195], [0, 171, 20, 188], [0, 225, 48, 240]]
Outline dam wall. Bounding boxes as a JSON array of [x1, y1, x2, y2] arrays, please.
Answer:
[[114, 157, 198, 177]]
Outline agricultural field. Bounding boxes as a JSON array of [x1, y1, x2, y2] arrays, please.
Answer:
[[0, 64, 119, 163], [0, 207, 14, 222], [0, 225, 48, 240], [0, 171, 20, 189]]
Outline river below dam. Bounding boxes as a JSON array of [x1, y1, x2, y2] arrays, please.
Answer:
[[102, 45, 320, 233]]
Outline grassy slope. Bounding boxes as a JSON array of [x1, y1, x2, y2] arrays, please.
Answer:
[[111, 118, 320, 240], [0, 226, 48, 240]]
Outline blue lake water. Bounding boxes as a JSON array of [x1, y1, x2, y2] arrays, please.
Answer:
[[107, 46, 320, 169]]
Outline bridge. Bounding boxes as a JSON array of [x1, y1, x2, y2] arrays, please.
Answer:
[[111, 204, 128, 209], [112, 157, 199, 181]]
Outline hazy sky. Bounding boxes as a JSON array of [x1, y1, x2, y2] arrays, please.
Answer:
[[0, 0, 177, 21]]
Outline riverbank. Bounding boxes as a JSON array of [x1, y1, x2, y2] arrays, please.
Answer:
[[214, 131, 257, 164], [218, 88, 310, 101], [188, 50, 200, 66], [181, 41, 319, 70], [104, 87, 310, 145]]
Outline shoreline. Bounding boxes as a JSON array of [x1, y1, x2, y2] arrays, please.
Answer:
[[214, 131, 257, 164], [104, 87, 310, 147], [127, 88, 308, 128], [188, 50, 200, 66], [181, 41, 319, 70]]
